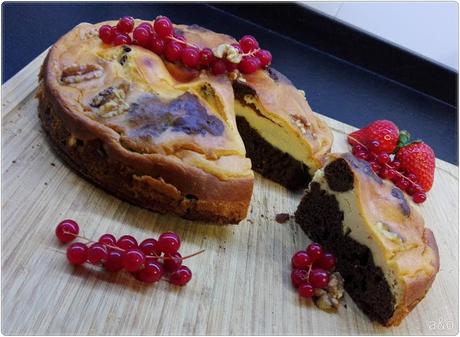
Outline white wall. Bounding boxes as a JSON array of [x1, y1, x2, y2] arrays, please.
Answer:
[[301, 1, 458, 71]]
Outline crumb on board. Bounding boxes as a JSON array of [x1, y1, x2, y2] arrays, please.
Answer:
[[50, 162, 56, 167], [275, 213, 291, 223], [247, 219, 254, 224]]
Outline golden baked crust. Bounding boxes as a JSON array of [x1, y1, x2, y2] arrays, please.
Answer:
[[325, 153, 440, 326]]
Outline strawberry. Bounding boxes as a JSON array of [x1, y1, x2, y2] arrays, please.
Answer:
[[348, 120, 400, 154], [395, 142, 435, 192]]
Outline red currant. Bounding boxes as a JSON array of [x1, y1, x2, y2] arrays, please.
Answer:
[[407, 173, 417, 182], [66, 242, 88, 265], [317, 252, 336, 270], [291, 251, 311, 269], [170, 265, 192, 286], [395, 177, 410, 191], [413, 191, 427, 204], [181, 47, 200, 68], [55, 219, 79, 244], [136, 260, 164, 283], [291, 269, 309, 288], [226, 60, 239, 72], [370, 161, 381, 173], [199, 48, 214, 66], [87, 243, 108, 265], [173, 33, 186, 44], [133, 26, 151, 47], [238, 57, 260, 74], [104, 250, 125, 272], [355, 151, 368, 160], [123, 248, 146, 272], [256, 49, 272, 67], [369, 140, 381, 153], [113, 33, 132, 46], [116, 16, 135, 33], [163, 252, 182, 272], [390, 160, 401, 170], [306, 243, 323, 262], [99, 233, 117, 247], [157, 232, 181, 254], [387, 168, 397, 180], [377, 153, 390, 165], [99, 25, 115, 44], [231, 43, 243, 53], [309, 269, 330, 289], [139, 238, 160, 257], [138, 22, 153, 33], [298, 283, 314, 298], [165, 41, 184, 62], [210, 59, 227, 75], [406, 183, 418, 196], [117, 235, 138, 250], [352, 144, 365, 155], [239, 35, 259, 53], [150, 37, 166, 55], [154, 16, 173, 38]]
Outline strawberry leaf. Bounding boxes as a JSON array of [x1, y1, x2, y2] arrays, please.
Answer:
[[396, 130, 411, 152]]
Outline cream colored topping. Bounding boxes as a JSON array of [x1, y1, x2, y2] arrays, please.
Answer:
[[312, 153, 439, 309]]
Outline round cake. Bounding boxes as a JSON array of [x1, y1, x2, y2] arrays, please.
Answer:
[[295, 153, 439, 326], [37, 19, 333, 224]]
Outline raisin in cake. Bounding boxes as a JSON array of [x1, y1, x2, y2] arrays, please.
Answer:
[[295, 153, 439, 326], [37, 20, 332, 224]]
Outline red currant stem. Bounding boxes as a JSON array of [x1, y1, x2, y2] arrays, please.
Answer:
[[166, 34, 199, 49], [61, 231, 205, 260], [348, 135, 418, 187], [240, 48, 261, 58]]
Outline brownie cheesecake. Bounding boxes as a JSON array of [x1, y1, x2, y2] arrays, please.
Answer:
[[295, 153, 439, 326], [37, 20, 332, 224]]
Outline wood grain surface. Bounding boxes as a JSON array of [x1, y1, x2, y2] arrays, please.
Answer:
[[1, 51, 458, 335]]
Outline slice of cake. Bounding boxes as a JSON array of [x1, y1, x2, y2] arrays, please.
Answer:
[[37, 19, 332, 223], [295, 153, 439, 326], [233, 69, 332, 190]]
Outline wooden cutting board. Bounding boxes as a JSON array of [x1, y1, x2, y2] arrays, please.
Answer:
[[2, 50, 458, 335]]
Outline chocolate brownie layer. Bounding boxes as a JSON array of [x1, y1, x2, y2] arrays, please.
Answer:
[[236, 116, 312, 190], [295, 181, 396, 325]]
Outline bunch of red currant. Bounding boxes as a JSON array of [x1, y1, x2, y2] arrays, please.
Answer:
[[351, 143, 427, 204], [55, 219, 201, 286], [291, 243, 336, 298], [98, 15, 272, 75]]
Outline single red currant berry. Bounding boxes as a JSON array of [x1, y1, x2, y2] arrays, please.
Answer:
[[136, 260, 164, 283], [139, 238, 160, 257], [355, 151, 368, 160], [98, 233, 117, 247], [199, 48, 214, 67], [238, 57, 260, 74], [133, 26, 151, 47], [390, 160, 401, 170], [117, 235, 138, 250], [165, 41, 184, 62], [116, 16, 135, 33], [407, 173, 417, 182], [55, 219, 79, 244], [170, 265, 192, 286], [378, 167, 388, 179], [163, 252, 183, 272], [210, 59, 227, 75], [99, 25, 115, 44], [256, 49, 272, 67], [150, 37, 166, 55], [309, 269, 330, 289], [157, 232, 181, 254], [369, 140, 381, 152], [181, 47, 200, 68], [396, 177, 410, 191], [123, 248, 146, 272], [239, 35, 259, 53], [370, 161, 381, 173], [306, 243, 323, 262], [413, 191, 427, 204], [387, 168, 397, 180], [225, 60, 239, 72], [291, 269, 309, 288], [377, 153, 390, 165], [113, 33, 132, 46], [138, 22, 153, 33], [406, 183, 418, 196], [104, 250, 125, 272], [317, 252, 336, 270], [154, 16, 173, 38], [298, 283, 314, 298], [231, 43, 243, 53], [66, 242, 88, 265], [291, 251, 311, 269], [87, 243, 108, 265], [352, 144, 365, 155]]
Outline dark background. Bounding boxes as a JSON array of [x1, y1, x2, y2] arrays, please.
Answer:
[[2, 2, 458, 164]]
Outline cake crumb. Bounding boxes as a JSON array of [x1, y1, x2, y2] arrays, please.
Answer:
[[50, 162, 56, 167], [247, 219, 254, 224], [275, 213, 290, 224], [12, 160, 16, 164]]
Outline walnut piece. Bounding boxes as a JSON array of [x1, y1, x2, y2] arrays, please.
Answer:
[[61, 64, 103, 84], [90, 83, 130, 118], [212, 43, 242, 63], [313, 272, 345, 312]]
